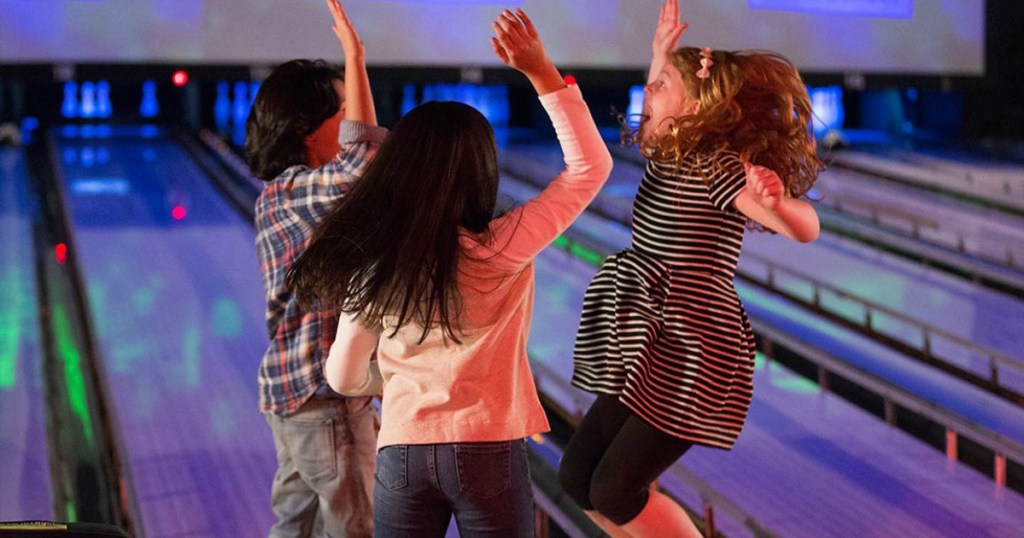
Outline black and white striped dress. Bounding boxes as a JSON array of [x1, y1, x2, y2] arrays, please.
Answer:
[[572, 151, 756, 450]]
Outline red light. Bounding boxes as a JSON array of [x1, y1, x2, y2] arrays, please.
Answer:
[[563, 75, 577, 86], [55, 243, 67, 265], [172, 70, 189, 87], [172, 205, 187, 220]]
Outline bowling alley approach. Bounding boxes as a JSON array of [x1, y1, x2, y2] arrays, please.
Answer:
[[2, 1, 1024, 537]]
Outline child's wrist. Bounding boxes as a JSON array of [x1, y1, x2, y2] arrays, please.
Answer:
[[529, 67, 567, 96], [344, 47, 366, 62]]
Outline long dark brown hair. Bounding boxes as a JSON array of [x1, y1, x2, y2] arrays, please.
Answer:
[[288, 101, 499, 343], [635, 47, 823, 198]]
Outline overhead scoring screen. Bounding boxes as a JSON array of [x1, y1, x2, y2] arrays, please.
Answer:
[[0, 0, 984, 75], [747, 0, 914, 18]]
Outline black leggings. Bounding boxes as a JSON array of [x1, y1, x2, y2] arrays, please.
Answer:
[[558, 395, 692, 525]]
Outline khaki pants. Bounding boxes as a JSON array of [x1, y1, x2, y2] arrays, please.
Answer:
[[265, 396, 379, 538]]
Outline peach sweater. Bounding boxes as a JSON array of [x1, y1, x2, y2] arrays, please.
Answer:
[[326, 84, 613, 449]]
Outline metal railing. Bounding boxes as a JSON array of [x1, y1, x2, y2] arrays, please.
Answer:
[[754, 323, 1024, 487], [822, 187, 1024, 272], [740, 250, 1024, 404], [826, 194, 939, 240], [832, 150, 1024, 213]]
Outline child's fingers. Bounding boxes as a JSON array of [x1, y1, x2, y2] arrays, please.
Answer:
[[491, 37, 510, 64], [746, 164, 769, 195], [328, 0, 354, 34], [496, 18, 527, 51], [492, 22, 516, 51], [328, 0, 346, 23], [668, 23, 687, 44], [491, 20, 509, 42], [748, 164, 785, 200], [515, 8, 539, 39], [761, 173, 782, 193], [499, 10, 529, 44]]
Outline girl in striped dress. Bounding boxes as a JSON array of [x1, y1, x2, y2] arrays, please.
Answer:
[[559, 1, 823, 536]]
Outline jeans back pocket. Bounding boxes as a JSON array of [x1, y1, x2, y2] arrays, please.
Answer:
[[282, 418, 338, 485], [375, 445, 408, 491], [455, 442, 512, 499]]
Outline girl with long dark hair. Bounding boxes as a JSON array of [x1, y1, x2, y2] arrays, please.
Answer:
[[289, 9, 612, 536]]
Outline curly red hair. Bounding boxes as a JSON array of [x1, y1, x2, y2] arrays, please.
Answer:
[[636, 47, 823, 198]]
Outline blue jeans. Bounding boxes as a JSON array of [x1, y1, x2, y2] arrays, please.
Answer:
[[373, 440, 534, 537], [265, 396, 379, 538]]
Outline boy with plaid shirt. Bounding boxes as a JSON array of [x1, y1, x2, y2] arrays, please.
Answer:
[[245, 2, 385, 536]]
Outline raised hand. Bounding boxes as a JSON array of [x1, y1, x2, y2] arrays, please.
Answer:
[[653, 0, 688, 57], [325, 0, 375, 124], [744, 162, 785, 211], [491, 10, 547, 74], [326, 0, 364, 58], [649, 0, 688, 82], [491, 9, 564, 95]]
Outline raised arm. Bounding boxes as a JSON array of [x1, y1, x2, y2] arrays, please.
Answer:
[[734, 163, 820, 243], [649, 0, 688, 83], [485, 10, 613, 264], [327, 0, 376, 125]]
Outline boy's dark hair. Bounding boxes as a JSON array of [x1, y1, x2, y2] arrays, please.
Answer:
[[288, 101, 500, 343], [245, 59, 343, 181]]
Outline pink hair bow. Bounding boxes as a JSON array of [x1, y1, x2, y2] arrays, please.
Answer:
[[696, 47, 714, 79]]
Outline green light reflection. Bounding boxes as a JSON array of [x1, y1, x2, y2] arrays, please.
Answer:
[[212, 298, 242, 338], [181, 326, 200, 388], [568, 242, 604, 267], [65, 499, 77, 523], [86, 282, 108, 340], [52, 304, 95, 446], [0, 266, 24, 389], [110, 340, 156, 373], [133, 288, 156, 314]]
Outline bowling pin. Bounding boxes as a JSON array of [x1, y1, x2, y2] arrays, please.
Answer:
[[61, 81, 79, 119], [140, 80, 159, 118], [232, 81, 249, 129], [96, 80, 112, 119], [80, 81, 96, 119], [627, 85, 644, 129], [214, 81, 230, 130], [401, 83, 417, 116]]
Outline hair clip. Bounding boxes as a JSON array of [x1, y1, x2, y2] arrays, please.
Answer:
[[696, 47, 714, 79]]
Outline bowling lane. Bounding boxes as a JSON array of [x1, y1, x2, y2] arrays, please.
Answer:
[[0, 148, 53, 521], [52, 126, 275, 536], [815, 165, 1024, 273], [505, 142, 1024, 390], [832, 147, 1024, 212]]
